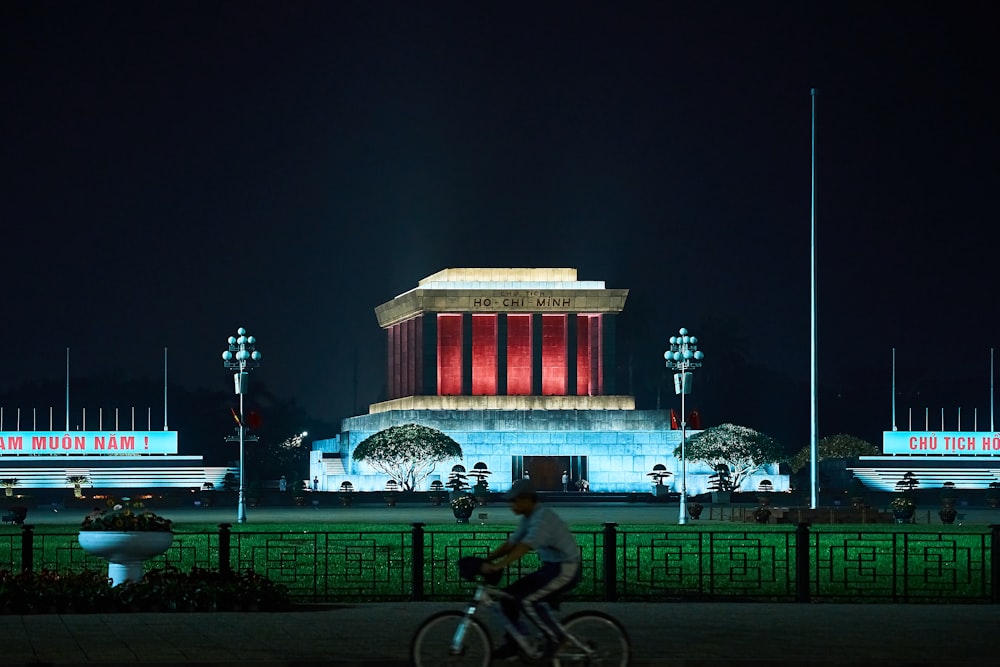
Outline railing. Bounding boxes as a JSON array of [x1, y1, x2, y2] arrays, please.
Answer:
[[3, 522, 998, 603]]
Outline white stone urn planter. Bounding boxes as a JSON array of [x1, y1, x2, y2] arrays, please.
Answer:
[[78, 531, 173, 586]]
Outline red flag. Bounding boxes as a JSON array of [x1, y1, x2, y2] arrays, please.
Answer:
[[230, 407, 242, 426], [669, 409, 680, 430], [247, 411, 262, 430], [689, 410, 702, 429]]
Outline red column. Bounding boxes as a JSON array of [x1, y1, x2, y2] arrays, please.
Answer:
[[542, 314, 567, 395], [506, 314, 532, 395], [576, 315, 591, 396], [472, 314, 498, 395], [437, 314, 463, 395]]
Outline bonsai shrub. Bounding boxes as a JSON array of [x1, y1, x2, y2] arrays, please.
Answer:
[[1, 479, 18, 497]]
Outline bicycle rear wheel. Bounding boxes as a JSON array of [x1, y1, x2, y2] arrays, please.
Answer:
[[411, 610, 493, 667], [561, 611, 631, 666]]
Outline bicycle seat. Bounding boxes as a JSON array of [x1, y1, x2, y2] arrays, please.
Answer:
[[458, 556, 502, 585]]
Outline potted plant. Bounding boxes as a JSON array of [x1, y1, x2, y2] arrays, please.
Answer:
[[940, 481, 957, 506], [450, 493, 477, 523], [646, 465, 673, 498], [67, 475, 90, 499], [472, 479, 490, 506], [78, 497, 173, 586], [890, 495, 916, 523], [938, 504, 958, 524], [468, 462, 492, 500], [938, 482, 958, 523], [338, 481, 355, 506], [384, 480, 401, 507], [708, 464, 734, 504], [446, 465, 471, 499], [988, 482, 1000, 509], [687, 501, 704, 520], [1, 478, 19, 497], [428, 480, 448, 506], [200, 482, 215, 507], [753, 506, 771, 523]]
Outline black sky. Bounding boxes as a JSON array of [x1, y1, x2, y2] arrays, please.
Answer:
[[2, 1, 997, 447]]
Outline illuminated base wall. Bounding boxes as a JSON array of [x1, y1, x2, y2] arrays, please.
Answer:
[[309, 408, 787, 494], [849, 458, 1000, 491], [0, 456, 237, 489], [847, 431, 1000, 491]]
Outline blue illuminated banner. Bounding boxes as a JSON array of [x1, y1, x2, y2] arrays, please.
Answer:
[[0, 431, 178, 455], [883, 431, 1000, 455]]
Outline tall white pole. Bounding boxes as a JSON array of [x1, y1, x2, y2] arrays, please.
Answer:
[[891, 348, 897, 431], [164, 347, 169, 430], [65, 347, 70, 431], [809, 88, 819, 509], [991, 348, 995, 431]]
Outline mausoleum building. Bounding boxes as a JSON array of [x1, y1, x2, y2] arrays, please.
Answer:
[[310, 268, 787, 495]]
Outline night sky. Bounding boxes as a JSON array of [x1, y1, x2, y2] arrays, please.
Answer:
[[2, 2, 997, 449]]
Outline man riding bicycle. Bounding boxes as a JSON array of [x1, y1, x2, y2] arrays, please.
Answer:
[[481, 478, 581, 660]]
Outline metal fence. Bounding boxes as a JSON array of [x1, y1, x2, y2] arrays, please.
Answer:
[[4, 522, 998, 603]]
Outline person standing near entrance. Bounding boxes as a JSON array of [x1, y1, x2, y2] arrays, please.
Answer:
[[561, 471, 569, 492]]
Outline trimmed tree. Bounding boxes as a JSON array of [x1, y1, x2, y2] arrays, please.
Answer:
[[352, 423, 463, 491], [789, 433, 880, 473], [674, 423, 783, 492]]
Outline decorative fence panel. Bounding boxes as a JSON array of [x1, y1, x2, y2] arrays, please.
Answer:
[[3, 523, 997, 604], [809, 528, 992, 602]]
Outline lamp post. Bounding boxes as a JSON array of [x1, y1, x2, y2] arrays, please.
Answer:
[[665, 327, 705, 525], [222, 327, 261, 524]]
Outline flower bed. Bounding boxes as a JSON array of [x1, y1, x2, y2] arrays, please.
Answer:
[[0, 566, 291, 614], [81, 498, 173, 532]]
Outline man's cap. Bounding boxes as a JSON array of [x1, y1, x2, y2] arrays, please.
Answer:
[[503, 478, 537, 499]]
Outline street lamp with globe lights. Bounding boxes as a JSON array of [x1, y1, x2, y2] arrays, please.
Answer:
[[222, 327, 261, 524], [664, 327, 705, 525]]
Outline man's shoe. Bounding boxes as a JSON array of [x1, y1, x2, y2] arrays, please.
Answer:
[[492, 642, 520, 661]]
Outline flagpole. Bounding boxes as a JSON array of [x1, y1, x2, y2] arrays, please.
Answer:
[[809, 88, 819, 509], [892, 348, 897, 431], [65, 347, 70, 431]]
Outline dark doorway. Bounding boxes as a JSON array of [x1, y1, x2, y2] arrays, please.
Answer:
[[521, 456, 570, 491]]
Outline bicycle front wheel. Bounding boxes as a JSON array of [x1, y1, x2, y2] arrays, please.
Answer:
[[411, 610, 493, 667], [561, 611, 631, 667]]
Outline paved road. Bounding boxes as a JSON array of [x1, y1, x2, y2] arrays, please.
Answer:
[[5, 600, 1000, 666]]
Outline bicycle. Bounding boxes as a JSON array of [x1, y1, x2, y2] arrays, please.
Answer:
[[411, 557, 631, 666]]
